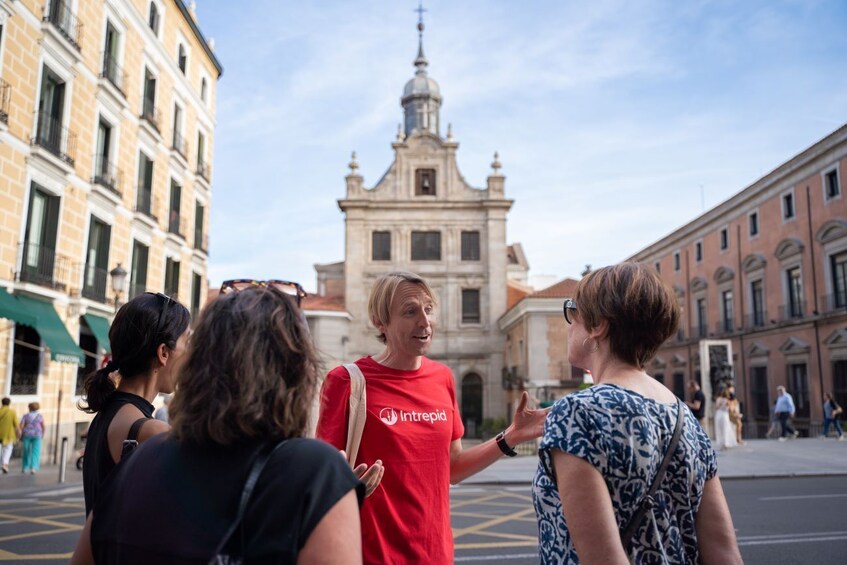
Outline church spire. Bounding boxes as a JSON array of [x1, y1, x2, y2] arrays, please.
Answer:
[[401, 2, 441, 138]]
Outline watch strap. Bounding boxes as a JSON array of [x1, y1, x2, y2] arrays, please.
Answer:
[[496, 431, 518, 457]]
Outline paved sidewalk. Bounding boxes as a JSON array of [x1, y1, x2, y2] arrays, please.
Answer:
[[0, 461, 82, 497], [460, 438, 847, 485]]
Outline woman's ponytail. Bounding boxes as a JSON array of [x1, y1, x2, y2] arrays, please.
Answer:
[[77, 361, 119, 413]]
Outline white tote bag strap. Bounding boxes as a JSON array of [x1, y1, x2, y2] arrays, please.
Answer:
[[344, 363, 367, 465]]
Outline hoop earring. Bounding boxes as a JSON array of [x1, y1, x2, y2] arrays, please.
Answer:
[[583, 337, 599, 353]]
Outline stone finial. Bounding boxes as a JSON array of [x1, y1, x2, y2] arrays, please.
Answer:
[[446, 123, 454, 141], [348, 151, 359, 173], [208, 38, 216, 52], [491, 151, 502, 173], [396, 124, 406, 142]]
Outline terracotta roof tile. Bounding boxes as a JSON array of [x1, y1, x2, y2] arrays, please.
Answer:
[[531, 278, 580, 299], [301, 294, 346, 312]]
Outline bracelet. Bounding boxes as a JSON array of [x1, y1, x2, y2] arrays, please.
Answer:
[[495, 431, 517, 457]]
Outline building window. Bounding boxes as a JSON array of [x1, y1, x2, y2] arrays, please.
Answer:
[[750, 279, 765, 327], [172, 103, 183, 154], [411, 231, 441, 261], [787, 267, 803, 318], [82, 217, 111, 302], [130, 240, 149, 299], [462, 289, 480, 323], [148, 2, 160, 35], [831, 251, 847, 309], [11, 324, 41, 395], [200, 77, 208, 102], [720, 228, 728, 250], [196, 130, 208, 179], [102, 21, 122, 91], [721, 290, 733, 333], [372, 231, 391, 261], [834, 360, 847, 415], [94, 118, 116, 191], [165, 257, 180, 298], [461, 231, 480, 261], [788, 363, 810, 418], [695, 241, 703, 262], [191, 272, 202, 320], [749, 211, 759, 236], [750, 366, 769, 420], [783, 192, 795, 219], [654, 261, 660, 273], [825, 170, 840, 200], [194, 201, 205, 251], [142, 68, 157, 128], [169, 180, 182, 235], [672, 373, 685, 400], [178, 44, 187, 73], [35, 65, 72, 162], [21, 184, 60, 287], [674, 252, 680, 271], [136, 151, 154, 216], [696, 298, 707, 337], [415, 168, 436, 196]]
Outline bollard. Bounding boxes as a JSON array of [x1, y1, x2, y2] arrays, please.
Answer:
[[58, 437, 68, 484]]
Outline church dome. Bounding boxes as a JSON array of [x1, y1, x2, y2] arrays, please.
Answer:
[[403, 73, 441, 99]]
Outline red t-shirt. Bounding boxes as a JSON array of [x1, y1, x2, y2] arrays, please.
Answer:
[[316, 356, 465, 565]]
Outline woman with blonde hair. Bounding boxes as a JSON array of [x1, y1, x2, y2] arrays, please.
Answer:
[[534, 263, 741, 564]]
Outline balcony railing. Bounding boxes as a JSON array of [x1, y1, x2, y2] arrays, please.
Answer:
[[17, 241, 73, 291], [823, 292, 847, 314], [690, 324, 708, 339], [140, 98, 161, 132], [92, 154, 123, 196], [714, 319, 736, 335], [32, 111, 77, 166], [171, 132, 188, 160], [778, 301, 806, 322], [676, 328, 685, 342], [745, 312, 768, 330], [196, 159, 210, 182], [10, 372, 38, 396], [135, 189, 158, 221], [100, 54, 126, 95], [0, 78, 10, 125], [44, 0, 83, 51], [81, 263, 108, 302]]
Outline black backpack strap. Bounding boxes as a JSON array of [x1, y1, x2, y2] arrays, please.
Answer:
[[208, 441, 287, 564], [620, 398, 686, 549], [121, 417, 149, 458]]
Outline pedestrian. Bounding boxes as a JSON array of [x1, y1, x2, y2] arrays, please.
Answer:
[[714, 388, 738, 451], [727, 384, 745, 445], [822, 392, 844, 440], [19, 402, 44, 474], [316, 271, 549, 564], [78, 292, 190, 515], [533, 263, 741, 564], [71, 280, 363, 564], [0, 397, 19, 474], [154, 394, 171, 423], [775, 385, 800, 441], [765, 399, 781, 439], [685, 380, 706, 426]]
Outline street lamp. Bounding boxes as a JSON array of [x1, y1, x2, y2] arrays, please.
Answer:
[[109, 263, 127, 312]]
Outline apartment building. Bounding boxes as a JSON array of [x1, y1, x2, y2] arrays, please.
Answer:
[[630, 124, 847, 436], [0, 0, 221, 460]]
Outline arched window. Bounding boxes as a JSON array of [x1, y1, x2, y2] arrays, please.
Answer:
[[461, 373, 483, 438]]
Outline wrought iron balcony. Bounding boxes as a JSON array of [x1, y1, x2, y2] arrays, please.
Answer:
[[0, 78, 10, 125], [17, 241, 72, 291], [745, 312, 768, 330], [778, 301, 806, 322], [10, 372, 38, 396], [196, 159, 210, 182], [171, 131, 188, 160], [714, 319, 736, 335], [135, 188, 158, 221], [823, 292, 847, 314], [32, 111, 77, 166], [92, 154, 123, 196], [690, 324, 708, 339], [44, 0, 83, 51], [81, 263, 108, 302], [140, 98, 161, 132], [100, 54, 126, 96]]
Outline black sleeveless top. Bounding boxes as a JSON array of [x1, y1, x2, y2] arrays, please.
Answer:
[[83, 391, 154, 515]]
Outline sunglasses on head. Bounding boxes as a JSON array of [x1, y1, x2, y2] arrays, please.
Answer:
[[220, 279, 307, 306], [563, 298, 577, 324], [146, 292, 175, 336]]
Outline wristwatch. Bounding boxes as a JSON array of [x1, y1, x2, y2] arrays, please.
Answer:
[[495, 431, 518, 457]]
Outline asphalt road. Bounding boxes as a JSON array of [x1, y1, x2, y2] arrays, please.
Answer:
[[1, 476, 845, 563]]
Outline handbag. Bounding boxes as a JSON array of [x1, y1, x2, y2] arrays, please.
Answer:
[[344, 363, 367, 465], [620, 398, 685, 550], [208, 441, 287, 565]]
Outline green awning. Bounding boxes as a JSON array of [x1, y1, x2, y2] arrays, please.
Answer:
[[0, 287, 38, 327], [82, 313, 111, 354], [13, 294, 85, 366]]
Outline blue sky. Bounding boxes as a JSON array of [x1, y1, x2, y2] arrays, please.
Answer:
[[196, 0, 847, 292]]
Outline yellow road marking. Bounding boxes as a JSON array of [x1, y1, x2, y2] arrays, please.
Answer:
[[454, 540, 538, 549], [0, 552, 73, 560], [453, 507, 536, 538], [452, 510, 537, 523], [0, 512, 78, 530], [0, 526, 80, 543]]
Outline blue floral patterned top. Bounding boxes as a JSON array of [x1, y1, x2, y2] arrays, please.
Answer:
[[533, 384, 717, 564]]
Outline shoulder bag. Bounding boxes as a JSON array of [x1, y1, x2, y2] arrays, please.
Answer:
[[209, 441, 287, 565], [344, 363, 367, 465], [620, 398, 685, 550]]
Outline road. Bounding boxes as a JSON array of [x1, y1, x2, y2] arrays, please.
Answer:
[[0, 476, 845, 563]]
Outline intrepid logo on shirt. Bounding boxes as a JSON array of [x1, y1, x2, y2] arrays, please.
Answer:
[[379, 406, 448, 426]]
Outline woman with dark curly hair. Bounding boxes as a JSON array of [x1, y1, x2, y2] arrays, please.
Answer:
[[72, 282, 363, 564], [533, 263, 741, 564], [80, 292, 190, 515]]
